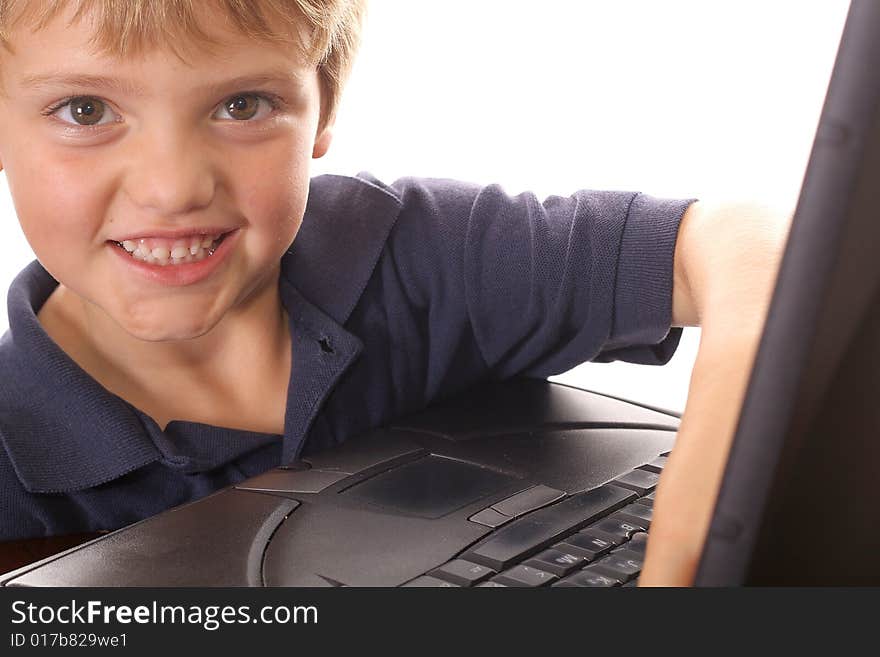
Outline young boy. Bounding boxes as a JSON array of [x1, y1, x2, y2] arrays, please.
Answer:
[[0, 0, 789, 586]]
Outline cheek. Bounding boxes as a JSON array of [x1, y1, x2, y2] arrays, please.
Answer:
[[10, 145, 106, 232], [237, 141, 312, 251], [8, 148, 107, 268]]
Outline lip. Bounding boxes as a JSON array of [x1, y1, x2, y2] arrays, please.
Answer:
[[108, 228, 241, 287], [111, 226, 237, 242]]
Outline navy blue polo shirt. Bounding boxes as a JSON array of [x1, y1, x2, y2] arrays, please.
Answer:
[[0, 172, 695, 541]]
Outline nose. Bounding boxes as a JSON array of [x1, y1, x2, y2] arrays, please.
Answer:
[[122, 125, 216, 217]]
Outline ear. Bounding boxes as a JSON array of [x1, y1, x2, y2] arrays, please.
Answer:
[[312, 119, 334, 159]]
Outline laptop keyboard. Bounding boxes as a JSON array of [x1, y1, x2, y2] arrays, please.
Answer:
[[403, 454, 667, 587]]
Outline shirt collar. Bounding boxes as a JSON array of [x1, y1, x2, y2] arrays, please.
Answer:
[[0, 172, 402, 493]]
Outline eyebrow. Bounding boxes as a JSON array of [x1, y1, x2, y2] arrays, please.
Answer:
[[18, 69, 305, 97]]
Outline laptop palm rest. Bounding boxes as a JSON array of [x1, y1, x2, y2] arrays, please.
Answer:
[[1, 380, 678, 587]]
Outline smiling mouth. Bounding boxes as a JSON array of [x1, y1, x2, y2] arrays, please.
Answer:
[[111, 231, 233, 266]]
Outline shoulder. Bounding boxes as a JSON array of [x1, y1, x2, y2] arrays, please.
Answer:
[[281, 172, 491, 325], [303, 170, 481, 206], [287, 171, 488, 261], [0, 326, 47, 426], [307, 171, 402, 206], [0, 329, 52, 527], [279, 173, 400, 325], [0, 269, 50, 529]]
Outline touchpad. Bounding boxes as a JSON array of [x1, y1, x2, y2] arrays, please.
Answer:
[[342, 455, 516, 518]]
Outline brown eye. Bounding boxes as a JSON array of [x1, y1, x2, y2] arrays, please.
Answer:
[[69, 97, 105, 126], [224, 94, 260, 121]]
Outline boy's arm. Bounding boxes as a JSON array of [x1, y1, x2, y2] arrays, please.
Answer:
[[640, 200, 792, 586]]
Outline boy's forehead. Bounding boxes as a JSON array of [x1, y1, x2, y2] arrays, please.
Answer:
[[4, 0, 313, 77]]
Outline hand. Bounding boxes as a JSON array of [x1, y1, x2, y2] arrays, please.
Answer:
[[638, 200, 792, 586]]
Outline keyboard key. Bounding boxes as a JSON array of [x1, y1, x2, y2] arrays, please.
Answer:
[[576, 526, 624, 545], [461, 484, 635, 570], [561, 532, 616, 557], [615, 503, 653, 526], [626, 532, 649, 556], [491, 485, 566, 518], [590, 549, 644, 583], [476, 581, 507, 587], [613, 469, 660, 495], [550, 541, 598, 560], [635, 491, 656, 507], [525, 548, 591, 576], [469, 507, 511, 528], [555, 569, 621, 587], [607, 511, 649, 530], [430, 559, 496, 586], [491, 565, 558, 587], [403, 576, 460, 587], [589, 516, 647, 541], [639, 456, 668, 474]]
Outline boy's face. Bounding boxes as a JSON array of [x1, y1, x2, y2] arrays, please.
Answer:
[[0, 3, 331, 342]]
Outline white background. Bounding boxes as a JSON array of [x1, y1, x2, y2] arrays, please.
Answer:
[[0, 0, 850, 412]]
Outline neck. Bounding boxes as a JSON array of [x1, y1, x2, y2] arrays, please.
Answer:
[[39, 267, 292, 428]]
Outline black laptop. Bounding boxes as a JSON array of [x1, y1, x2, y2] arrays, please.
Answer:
[[2, 0, 878, 587]]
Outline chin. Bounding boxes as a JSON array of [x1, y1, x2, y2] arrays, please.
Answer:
[[125, 325, 215, 343], [119, 310, 221, 343]]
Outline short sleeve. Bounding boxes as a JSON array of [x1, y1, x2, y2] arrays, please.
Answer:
[[368, 174, 696, 387]]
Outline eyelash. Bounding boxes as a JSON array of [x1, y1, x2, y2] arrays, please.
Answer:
[[40, 91, 286, 131]]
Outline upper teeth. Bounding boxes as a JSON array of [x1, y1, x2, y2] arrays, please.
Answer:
[[117, 233, 224, 265]]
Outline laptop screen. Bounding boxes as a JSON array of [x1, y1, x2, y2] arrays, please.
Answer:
[[696, 0, 880, 585]]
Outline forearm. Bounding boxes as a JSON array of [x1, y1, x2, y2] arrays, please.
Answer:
[[639, 329, 762, 585], [640, 199, 791, 586]]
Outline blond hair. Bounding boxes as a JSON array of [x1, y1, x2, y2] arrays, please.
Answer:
[[0, 0, 367, 130]]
